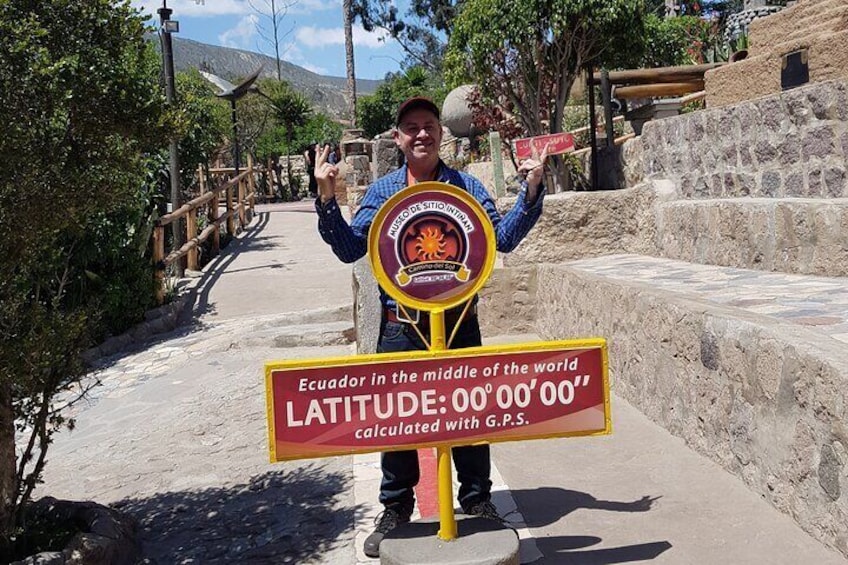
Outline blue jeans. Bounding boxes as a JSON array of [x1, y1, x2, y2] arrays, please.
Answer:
[[376, 316, 492, 514]]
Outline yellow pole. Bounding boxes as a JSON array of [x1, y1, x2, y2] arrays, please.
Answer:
[[430, 309, 457, 541]]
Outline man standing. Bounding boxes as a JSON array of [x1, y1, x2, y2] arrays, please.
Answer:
[[314, 97, 548, 558], [304, 142, 318, 198]]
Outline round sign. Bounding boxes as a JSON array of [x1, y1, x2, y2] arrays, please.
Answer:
[[368, 182, 496, 311]]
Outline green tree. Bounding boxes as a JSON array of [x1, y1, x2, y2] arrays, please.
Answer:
[[293, 114, 345, 153], [352, 0, 462, 71], [174, 69, 230, 195], [638, 14, 711, 67], [258, 79, 312, 188], [357, 66, 446, 138], [0, 0, 166, 552], [445, 0, 644, 191]]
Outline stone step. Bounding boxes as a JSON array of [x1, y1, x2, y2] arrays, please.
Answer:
[[247, 304, 354, 328], [706, 29, 848, 107], [240, 320, 356, 348], [534, 253, 848, 555], [655, 197, 848, 277], [749, 0, 848, 52]]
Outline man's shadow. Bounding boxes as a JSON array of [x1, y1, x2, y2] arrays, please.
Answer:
[[504, 487, 670, 564]]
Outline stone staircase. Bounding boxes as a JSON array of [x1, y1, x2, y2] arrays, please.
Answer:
[[482, 79, 848, 556], [706, 0, 848, 107]]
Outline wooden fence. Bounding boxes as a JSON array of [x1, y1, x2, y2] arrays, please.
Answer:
[[152, 157, 259, 304]]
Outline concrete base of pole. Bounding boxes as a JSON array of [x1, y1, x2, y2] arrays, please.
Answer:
[[379, 515, 519, 565]]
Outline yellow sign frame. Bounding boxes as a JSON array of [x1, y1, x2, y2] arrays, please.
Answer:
[[367, 182, 497, 311], [265, 338, 611, 462]]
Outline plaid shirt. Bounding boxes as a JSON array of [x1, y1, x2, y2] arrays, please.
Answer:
[[316, 161, 545, 308]]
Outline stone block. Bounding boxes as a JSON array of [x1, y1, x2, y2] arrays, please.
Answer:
[[372, 138, 401, 179], [657, 198, 848, 276], [802, 124, 838, 161], [785, 171, 807, 197], [807, 167, 824, 197], [478, 265, 538, 336], [502, 181, 674, 267], [534, 259, 848, 555], [760, 170, 782, 197], [466, 160, 517, 198], [352, 258, 380, 354], [708, 28, 848, 108], [824, 166, 846, 197]]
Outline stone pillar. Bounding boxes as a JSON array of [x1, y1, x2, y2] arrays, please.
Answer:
[[373, 135, 401, 179], [342, 131, 373, 217]]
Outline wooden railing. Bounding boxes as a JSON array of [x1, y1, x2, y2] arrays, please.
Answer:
[[152, 160, 257, 304], [592, 63, 723, 99]]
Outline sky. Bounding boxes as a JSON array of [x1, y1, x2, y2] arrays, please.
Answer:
[[131, 0, 405, 80]]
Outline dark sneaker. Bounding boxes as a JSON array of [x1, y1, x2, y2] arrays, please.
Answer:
[[464, 500, 504, 522], [363, 507, 411, 558]]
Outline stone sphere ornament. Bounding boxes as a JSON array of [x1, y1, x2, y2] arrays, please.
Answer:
[[441, 84, 479, 138]]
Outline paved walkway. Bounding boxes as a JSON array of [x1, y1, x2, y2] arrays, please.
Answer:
[[35, 203, 848, 564]]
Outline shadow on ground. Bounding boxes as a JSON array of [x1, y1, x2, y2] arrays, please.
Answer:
[[114, 465, 359, 564], [509, 487, 670, 564]]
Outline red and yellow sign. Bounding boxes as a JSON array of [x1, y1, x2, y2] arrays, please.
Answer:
[[514, 132, 575, 160], [266, 339, 610, 461], [368, 182, 496, 310]]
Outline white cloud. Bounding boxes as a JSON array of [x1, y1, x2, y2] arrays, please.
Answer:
[[132, 0, 250, 18], [219, 15, 259, 48], [288, 0, 339, 15], [296, 24, 388, 48]]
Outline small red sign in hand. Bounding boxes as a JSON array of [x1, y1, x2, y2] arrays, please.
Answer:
[[514, 132, 575, 160]]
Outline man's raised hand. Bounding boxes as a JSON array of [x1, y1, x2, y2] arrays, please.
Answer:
[[315, 144, 338, 203], [517, 142, 550, 200]]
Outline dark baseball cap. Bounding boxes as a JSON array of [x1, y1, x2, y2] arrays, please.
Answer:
[[395, 96, 440, 125]]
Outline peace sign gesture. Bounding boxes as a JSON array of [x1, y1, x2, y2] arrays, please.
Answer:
[[517, 141, 550, 200], [315, 144, 339, 203]]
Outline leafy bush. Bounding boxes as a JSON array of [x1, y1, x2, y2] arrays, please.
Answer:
[[357, 66, 447, 138], [0, 0, 168, 552]]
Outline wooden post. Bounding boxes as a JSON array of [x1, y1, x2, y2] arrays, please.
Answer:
[[153, 225, 166, 304], [266, 157, 273, 200], [489, 132, 505, 198], [247, 154, 256, 216], [238, 174, 246, 229], [600, 69, 615, 149], [226, 181, 235, 237], [211, 190, 220, 254], [198, 164, 206, 196], [587, 65, 599, 191], [187, 208, 198, 271]]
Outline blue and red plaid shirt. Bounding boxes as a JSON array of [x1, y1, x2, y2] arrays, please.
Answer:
[[316, 161, 545, 308]]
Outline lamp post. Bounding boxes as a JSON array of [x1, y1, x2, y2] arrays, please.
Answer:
[[158, 0, 183, 275], [199, 67, 263, 176]]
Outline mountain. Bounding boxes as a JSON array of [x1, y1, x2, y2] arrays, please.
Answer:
[[167, 37, 383, 119]]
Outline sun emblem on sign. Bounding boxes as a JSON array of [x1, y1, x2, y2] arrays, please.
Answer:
[[414, 227, 447, 260]]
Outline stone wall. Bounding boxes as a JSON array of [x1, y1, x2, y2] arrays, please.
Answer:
[[466, 160, 518, 197], [622, 80, 848, 277], [501, 181, 676, 267], [641, 80, 848, 198], [477, 265, 538, 336], [535, 263, 848, 555], [706, 0, 848, 107]]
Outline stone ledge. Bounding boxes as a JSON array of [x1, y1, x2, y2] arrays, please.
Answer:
[[534, 260, 848, 556], [656, 198, 848, 277], [502, 181, 676, 267], [81, 295, 189, 365]]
